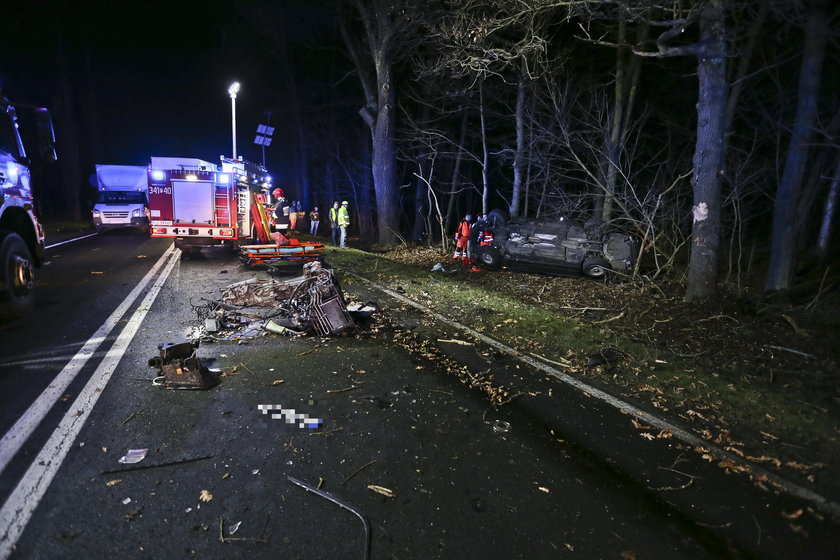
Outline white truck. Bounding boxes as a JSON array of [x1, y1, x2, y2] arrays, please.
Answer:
[[92, 164, 149, 232], [0, 88, 56, 319]]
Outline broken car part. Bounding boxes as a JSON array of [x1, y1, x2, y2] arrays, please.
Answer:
[[148, 341, 219, 389], [287, 476, 370, 560], [221, 262, 354, 336]]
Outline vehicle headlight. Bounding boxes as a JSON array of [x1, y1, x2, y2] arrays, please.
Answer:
[[133, 208, 144, 217], [92, 209, 100, 217]]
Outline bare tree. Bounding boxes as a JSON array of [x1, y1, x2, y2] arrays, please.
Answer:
[[765, 0, 831, 292], [340, 0, 425, 245], [632, 1, 728, 301]]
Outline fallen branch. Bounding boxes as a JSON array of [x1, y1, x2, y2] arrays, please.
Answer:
[[310, 427, 343, 437], [102, 453, 214, 475], [781, 314, 809, 337], [592, 311, 625, 325], [437, 338, 474, 346], [528, 352, 572, 368], [122, 411, 139, 425], [342, 460, 378, 486], [327, 384, 363, 393], [762, 344, 816, 360]]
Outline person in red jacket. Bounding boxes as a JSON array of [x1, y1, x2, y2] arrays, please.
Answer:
[[453, 214, 473, 259]]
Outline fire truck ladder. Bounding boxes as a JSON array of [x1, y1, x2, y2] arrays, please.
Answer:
[[215, 186, 232, 228]]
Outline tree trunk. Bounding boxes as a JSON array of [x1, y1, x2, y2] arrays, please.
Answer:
[[510, 71, 526, 218], [479, 83, 490, 215], [445, 109, 468, 232], [816, 155, 840, 259], [724, 0, 768, 136], [373, 56, 399, 245], [600, 16, 626, 223], [412, 156, 428, 242], [685, 0, 727, 301], [765, 0, 828, 292]]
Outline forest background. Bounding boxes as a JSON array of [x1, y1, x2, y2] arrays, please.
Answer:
[[6, 0, 839, 302]]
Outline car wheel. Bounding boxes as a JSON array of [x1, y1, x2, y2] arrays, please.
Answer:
[[582, 257, 611, 279], [477, 246, 502, 270], [0, 233, 36, 320]]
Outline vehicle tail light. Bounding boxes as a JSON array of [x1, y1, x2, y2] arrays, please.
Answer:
[[151, 227, 168, 235], [219, 228, 233, 237]]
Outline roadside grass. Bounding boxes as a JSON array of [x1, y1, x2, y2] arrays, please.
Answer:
[[328, 247, 839, 486]]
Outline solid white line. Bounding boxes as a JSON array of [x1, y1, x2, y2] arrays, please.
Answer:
[[349, 272, 840, 519], [44, 232, 99, 249], [0, 247, 180, 558], [0, 243, 176, 477]]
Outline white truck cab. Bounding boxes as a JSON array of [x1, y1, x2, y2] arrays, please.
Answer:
[[92, 164, 149, 232]]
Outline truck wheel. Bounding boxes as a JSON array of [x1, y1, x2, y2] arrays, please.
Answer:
[[476, 246, 502, 270], [582, 257, 611, 279], [0, 233, 36, 320]]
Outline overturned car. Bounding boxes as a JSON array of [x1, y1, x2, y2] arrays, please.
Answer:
[[470, 210, 637, 279]]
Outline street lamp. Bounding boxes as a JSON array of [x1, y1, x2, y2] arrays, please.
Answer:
[[228, 81, 240, 160]]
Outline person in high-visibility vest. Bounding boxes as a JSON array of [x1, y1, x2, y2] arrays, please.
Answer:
[[329, 201, 340, 246], [338, 200, 351, 248]]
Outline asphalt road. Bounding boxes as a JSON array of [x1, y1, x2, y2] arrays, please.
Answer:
[[0, 233, 836, 559], [0, 234, 714, 560]]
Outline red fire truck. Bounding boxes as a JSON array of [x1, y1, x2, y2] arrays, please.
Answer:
[[147, 156, 272, 253]]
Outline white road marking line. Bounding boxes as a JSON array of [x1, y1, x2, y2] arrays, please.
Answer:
[[0, 247, 180, 558], [349, 272, 840, 519], [0, 243, 176, 477], [44, 232, 99, 249]]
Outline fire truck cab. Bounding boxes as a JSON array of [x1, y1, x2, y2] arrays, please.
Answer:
[[147, 156, 271, 253]]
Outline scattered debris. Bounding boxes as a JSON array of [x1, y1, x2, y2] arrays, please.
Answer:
[[121, 498, 132, 505], [218, 516, 269, 544], [117, 449, 148, 465], [288, 476, 370, 560], [199, 490, 213, 502], [367, 485, 396, 498], [586, 347, 627, 368], [148, 341, 219, 390], [220, 262, 354, 337], [106, 479, 123, 487], [491, 420, 512, 434], [431, 263, 456, 273], [124, 506, 143, 522]]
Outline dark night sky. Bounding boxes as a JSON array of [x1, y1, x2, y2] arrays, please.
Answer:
[[3, 1, 317, 182]]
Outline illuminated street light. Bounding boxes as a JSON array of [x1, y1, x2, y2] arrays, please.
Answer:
[[228, 81, 240, 159]]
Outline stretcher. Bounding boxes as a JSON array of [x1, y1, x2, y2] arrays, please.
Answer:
[[239, 239, 326, 269]]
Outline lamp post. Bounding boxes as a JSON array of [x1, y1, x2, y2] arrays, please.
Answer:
[[228, 81, 240, 160]]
